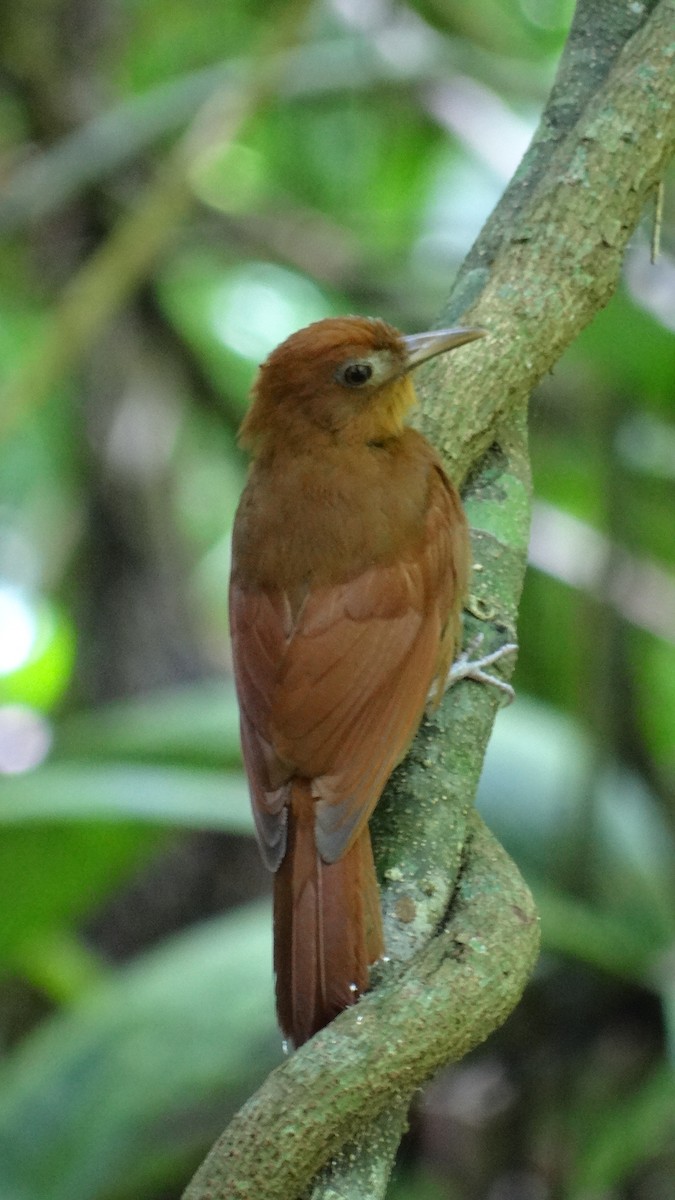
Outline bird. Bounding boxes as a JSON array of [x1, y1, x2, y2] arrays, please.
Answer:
[[229, 314, 487, 1047]]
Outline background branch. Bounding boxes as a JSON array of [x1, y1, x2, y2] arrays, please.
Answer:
[[183, 1, 674, 1197], [0, 0, 315, 443]]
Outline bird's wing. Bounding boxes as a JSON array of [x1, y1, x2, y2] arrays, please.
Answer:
[[229, 586, 295, 869], [230, 466, 467, 868]]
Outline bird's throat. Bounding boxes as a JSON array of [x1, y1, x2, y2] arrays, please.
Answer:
[[352, 375, 418, 445]]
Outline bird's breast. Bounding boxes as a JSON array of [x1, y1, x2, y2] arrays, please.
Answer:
[[231, 432, 439, 594]]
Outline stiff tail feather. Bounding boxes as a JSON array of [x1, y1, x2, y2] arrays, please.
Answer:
[[274, 780, 383, 1047]]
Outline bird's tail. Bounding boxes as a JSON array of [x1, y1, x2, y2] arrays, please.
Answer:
[[273, 780, 383, 1047]]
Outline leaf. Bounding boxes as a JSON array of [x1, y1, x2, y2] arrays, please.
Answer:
[[0, 822, 160, 965], [54, 680, 243, 767], [532, 885, 654, 983], [478, 698, 675, 968], [0, 903, 279, 1200], [0, 761, 252, 831], [0, 763, 252, 970], [567, 1063, 675, 1198]]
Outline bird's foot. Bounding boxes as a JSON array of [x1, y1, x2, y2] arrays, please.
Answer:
[[446, 634, 518, 703]]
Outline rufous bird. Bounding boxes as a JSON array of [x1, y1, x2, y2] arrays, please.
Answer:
[[229, 315, 491, 1048]]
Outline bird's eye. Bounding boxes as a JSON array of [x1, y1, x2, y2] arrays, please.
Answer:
[[336, 361, 374, 388]]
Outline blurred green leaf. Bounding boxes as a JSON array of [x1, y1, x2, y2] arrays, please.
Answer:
[[55, 681, 242, 767], [0, 903, 279, 1200], [13, 929, 110, 1004], [0, 762, 251, 830], [0, 822, 161, 966], [533, 885, 656, 983], [115, 0, 256, 93], [567, 1063, 675, 1198], [634, 636, 675, 772], [568, 289, 675, 414], [479, 699, 675, 967]]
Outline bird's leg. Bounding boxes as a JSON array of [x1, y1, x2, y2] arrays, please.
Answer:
[[443, 634, 518, 703]]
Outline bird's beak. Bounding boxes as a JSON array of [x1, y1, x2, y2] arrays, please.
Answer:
[[401, 326, 487, 371]]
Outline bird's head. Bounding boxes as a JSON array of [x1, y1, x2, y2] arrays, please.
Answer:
[[240, 316, 485, 452]]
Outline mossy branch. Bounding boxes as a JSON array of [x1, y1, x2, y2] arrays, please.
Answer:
[[183, 817, 538, 1200], [183, 2, 674, 1198]]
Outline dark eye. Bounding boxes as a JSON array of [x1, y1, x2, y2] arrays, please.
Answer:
[[336, 361, 373, 388]]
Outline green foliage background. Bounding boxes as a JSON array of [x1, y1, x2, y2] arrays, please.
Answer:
[[0, 1, 673, 1197]]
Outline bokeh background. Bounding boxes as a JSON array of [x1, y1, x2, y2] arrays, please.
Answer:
[[0, 1, 673, 1198]]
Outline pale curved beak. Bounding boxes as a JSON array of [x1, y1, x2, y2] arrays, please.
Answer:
[[401, 326, 487, 370]]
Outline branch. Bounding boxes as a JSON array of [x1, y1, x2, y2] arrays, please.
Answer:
[[183, 1, 674, 1197], [422, 0, 674, 482], [183, 816, 538, 1200], [0, 0, 316, 444], [0, 34, 465, 234]]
